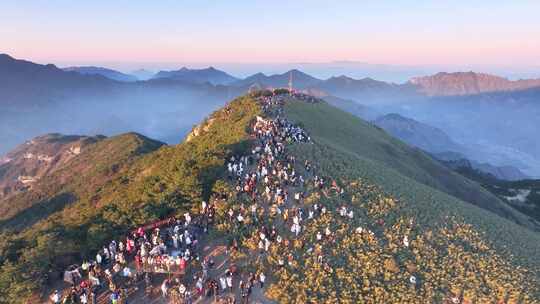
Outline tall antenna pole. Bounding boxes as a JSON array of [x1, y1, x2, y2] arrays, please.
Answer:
[[288, 71, 293, 95]]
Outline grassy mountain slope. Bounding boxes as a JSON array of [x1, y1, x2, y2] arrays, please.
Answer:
[[284, 101, 540, 265], [220, 94, 539, 302], [284, 101, 536, 230], [2, 93, 539, 302], [288, 138, 540, 266], [0, 96, 260, 303]]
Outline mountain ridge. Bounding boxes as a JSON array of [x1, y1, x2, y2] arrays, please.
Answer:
[[373, 113, 464, 154], [62, 66, 138, 82], [4, 53, 540, 103], [152, 66, 239, 85]]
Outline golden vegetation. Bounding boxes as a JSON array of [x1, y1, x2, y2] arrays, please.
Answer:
[[263, 179, 539, 303]]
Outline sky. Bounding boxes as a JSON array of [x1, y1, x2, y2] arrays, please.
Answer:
[[1, 0, 539, 80]]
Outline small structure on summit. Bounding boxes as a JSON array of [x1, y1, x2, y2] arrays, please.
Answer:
[[17, 175, 36, 184], [68, 145, 81, 155]]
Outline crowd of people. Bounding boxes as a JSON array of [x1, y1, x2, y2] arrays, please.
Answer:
[[50, 212, 211, 303], [45, 90, 529, 303], [48, 91, 320, 304]]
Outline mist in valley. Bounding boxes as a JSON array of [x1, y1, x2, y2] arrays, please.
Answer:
[[0, 83, 238, 155], [366, 89, 540, 177], [1, 54, 539, 179]]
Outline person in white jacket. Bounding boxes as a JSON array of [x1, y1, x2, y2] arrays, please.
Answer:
[[259, 272, 266, 288]]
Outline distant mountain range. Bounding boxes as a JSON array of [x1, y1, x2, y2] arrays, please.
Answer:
[[229, 69, 540, 100], [2, 53, 540, 176], [152, 67, 239, 85], [63, 66, 138, 82], [0, 54, 241, 155], [372, 114, 529, 181], [308, 75, 416, 104], [17, 54, 539, 99], [0, 54, 116, 108]]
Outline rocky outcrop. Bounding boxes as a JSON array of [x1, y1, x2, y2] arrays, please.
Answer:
[[186, 118, 216, 142], [0, 134, 102, 200]]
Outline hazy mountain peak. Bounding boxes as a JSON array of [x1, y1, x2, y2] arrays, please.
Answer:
[[284, 69, 319, 80], [286, 68, 302, 74], [330, 75, 354, 81], [152, 66, 238, 85], [250, 72, 267, 78], [410, 71, 540, 96], [0, 53, 15, 61], [373, 113, 463, 154], [359, 76, 378, 82]]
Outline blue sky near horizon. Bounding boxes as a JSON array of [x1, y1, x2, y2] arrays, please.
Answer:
[[1, 1, 539, 80]]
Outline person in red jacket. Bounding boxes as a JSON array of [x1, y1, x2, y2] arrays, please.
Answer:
[[134, 254, 142, 273]]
